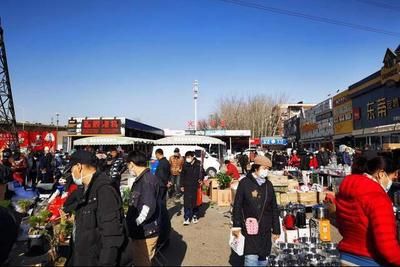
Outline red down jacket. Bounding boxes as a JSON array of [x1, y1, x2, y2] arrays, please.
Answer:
[[336, 174, 400, 266]]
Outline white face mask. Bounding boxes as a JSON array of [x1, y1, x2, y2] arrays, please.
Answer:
[[72, 166, 92, 186], [186, 158, 193, 163], [382, 173, 393, 192], [259, 169, 269, 179]]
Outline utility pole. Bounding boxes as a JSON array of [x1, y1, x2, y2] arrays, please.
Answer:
[[193, 80, 199, 133]]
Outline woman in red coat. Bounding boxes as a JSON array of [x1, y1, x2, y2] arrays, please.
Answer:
[[336, 156, 400, 266], [308, 154, 319, 169]]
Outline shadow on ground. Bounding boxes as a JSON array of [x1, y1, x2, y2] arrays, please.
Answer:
[[153, 228, 187, 266]]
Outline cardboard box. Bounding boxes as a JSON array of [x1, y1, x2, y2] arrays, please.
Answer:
[[217, 189, 232, 207], [285, 229, 299, 243], [298, 192, 317, 206], [268, 175, 289, 186], [288, 179, 299, 191], [280, 192, 298, 205]]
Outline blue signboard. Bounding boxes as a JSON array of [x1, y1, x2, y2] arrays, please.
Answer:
[[352, 83, 400, 130], [261, 137, 288, 145]]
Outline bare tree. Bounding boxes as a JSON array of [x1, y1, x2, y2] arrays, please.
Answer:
[[207, 93, 288, 138]]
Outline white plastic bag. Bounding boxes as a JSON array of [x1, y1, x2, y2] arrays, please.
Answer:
[[229, 229, 245, 256]]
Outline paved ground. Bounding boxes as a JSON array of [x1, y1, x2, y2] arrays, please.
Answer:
[[157, 195, 342, 266], [157, 196, 233, 266]]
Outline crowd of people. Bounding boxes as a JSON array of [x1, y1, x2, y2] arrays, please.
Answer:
[[0, 145, 208, 266], [230, 146, 400, 267]]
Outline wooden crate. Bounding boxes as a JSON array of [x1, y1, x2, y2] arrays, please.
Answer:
[[276, 192, 281, 206], [217, 189, 232, 207], [298, 192, 317, 206], [288, 179, 299, 191], [268, 175, 289, 186], [209, 179, 219, 203], [280, 192, 298, 205], [273, 185, 288, 193]]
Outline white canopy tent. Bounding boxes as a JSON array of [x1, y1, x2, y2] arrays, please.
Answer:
[[73, 136, 154, 146], [154, 135, 225, 146]]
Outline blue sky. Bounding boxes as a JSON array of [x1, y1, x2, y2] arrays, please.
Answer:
[[1, 0, 399, 129]]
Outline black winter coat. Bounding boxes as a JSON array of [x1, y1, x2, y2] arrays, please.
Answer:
[[73, 172, 125, 266], [317, 151, 330, 167], [232, 173, 281, 258], [126, 169, 162, 240], [181, 159, 205, 209], [155, 157, 171, 186]]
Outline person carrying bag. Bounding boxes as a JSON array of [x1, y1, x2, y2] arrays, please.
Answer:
[[232, 156, 281, 267]]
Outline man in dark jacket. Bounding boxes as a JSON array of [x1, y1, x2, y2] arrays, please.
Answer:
[[155, 149, 170, 200], [181, 151, 205, 225], [126, 151, 163, 267], [232, 155, 281, 266], [238, 152, 249, 174], [316, 147, 330, 167], [69, 150, 126, 266]]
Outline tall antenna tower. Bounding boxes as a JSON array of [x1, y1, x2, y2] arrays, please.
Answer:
[[0, 20, 19, 150]]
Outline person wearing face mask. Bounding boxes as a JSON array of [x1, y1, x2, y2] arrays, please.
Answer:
[[125, 151, 163, 267], [68, 150, 127, 267], [180, 151, 205, 225], [232, 155, 281, 267], [336, 156, 400, 266]]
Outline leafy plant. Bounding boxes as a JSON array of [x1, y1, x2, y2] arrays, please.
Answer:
[[201, 183, 209, 193], [122, 188, 131, 214], [17, 199, 33, 213], [216, 172, 232, 190], [28, 209, 52, 236]]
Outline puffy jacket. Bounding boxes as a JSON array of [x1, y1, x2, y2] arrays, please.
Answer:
[[226, 163, 240, 179], [169, 155, 184, 176], [289, 155, 301, 168], [73, 172, 125, 266], [309, 157, 319, 169], [336, 174, 400, 266]]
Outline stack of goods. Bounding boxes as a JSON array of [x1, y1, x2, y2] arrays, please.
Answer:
[[269, 241, 340, 266]]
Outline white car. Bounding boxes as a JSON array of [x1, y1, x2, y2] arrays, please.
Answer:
[[152, 145, 221, 177]]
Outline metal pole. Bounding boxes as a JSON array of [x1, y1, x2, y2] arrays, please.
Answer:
[[193, 80, 199, 133]]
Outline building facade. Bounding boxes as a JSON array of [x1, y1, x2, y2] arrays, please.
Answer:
[[300, 99, 334, 150], [348, 46, 400, 150]]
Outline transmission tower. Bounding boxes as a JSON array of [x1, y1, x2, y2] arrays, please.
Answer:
[[0, 21, 19, 151]]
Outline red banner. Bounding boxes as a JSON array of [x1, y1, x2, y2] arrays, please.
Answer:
[[0, 130, 57, 151]]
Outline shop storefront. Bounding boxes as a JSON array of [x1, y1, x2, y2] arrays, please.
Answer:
[[300, 99, 334, 150], [349, 47, 400, 150], [66, 117, 164, 151], [332, 90, 354, 148]]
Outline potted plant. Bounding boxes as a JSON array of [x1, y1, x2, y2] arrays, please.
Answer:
[[216, 173, 232, 190], [28, 209, 51, 254]]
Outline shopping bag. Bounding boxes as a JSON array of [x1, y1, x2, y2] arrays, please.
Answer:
[[229, 229, 245, 256], [196, 185, 203, 206]]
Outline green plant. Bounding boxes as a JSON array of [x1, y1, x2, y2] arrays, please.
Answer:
[[216, 173, 232, 190], [122, 188, 131, 214], [28, 209, 52, 235], [201, 183, 209, 193], [17, 199, 33, 213]]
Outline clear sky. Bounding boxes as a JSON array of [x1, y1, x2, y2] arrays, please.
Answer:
[[1, 0, 399, 129]]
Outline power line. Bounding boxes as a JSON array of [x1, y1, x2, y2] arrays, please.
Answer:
[[216, 0, 400, 37], [354, 0, 400, 11]]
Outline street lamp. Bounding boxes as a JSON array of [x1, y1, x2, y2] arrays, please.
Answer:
[[193, 80, 199, 133], [56, 113, 60, 131]]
